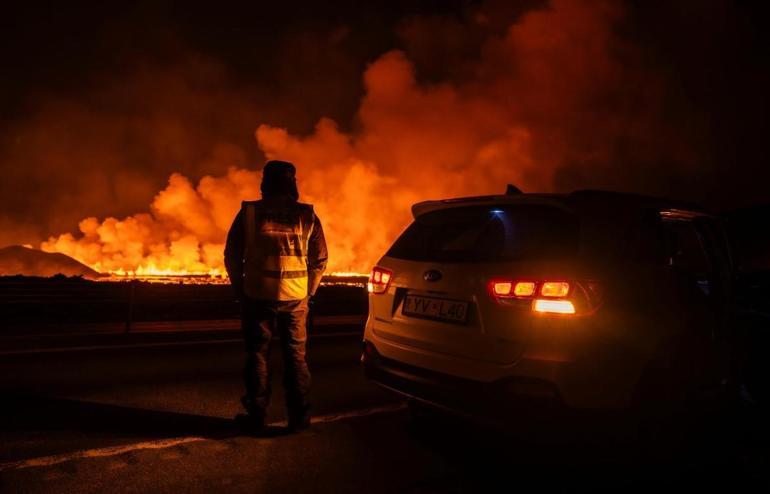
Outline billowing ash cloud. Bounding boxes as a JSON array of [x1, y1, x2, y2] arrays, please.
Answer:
[[10, 0, 767, 274], [41, 0, 690, 274]]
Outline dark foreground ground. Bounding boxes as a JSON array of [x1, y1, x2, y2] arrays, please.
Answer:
[[1, 276, 769, 492], [1, 323, 769, 493]]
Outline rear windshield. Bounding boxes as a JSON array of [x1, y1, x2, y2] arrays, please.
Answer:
[[387, 205, 579, 262]]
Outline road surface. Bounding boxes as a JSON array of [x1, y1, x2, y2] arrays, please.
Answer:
[[1, 323, 768, 492]]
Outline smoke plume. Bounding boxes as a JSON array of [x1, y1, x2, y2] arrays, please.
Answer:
[[28, 0, 768, 274]]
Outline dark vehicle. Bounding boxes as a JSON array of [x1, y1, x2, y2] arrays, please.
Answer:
[[362, 189, 738, 431]]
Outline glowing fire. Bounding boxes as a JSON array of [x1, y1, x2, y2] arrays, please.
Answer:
[[109, 266, 225, 278], [40, 0, 658, 279], [99, 268, 367, 286]]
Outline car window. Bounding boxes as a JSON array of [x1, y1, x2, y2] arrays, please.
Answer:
[[386, 205, 579, 262], [663, 219, 711, 277], [696, 219, 733, 272], [660, 218, 722, 299]]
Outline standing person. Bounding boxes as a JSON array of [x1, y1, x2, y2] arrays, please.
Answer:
[[224, 160, 328, 433]]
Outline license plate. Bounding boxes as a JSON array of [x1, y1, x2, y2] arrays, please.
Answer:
[[402, 295, 469, 324]]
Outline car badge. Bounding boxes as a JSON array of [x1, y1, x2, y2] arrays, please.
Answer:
[[423, 269, 442, 282]]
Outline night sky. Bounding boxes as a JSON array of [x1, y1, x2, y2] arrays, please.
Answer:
[[1, 0, 769, 251]]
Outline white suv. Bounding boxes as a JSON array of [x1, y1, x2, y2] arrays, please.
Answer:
[[362, 190, 734, 422]]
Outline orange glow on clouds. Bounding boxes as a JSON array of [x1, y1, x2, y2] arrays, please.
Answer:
[[41, 0, 655, 277]]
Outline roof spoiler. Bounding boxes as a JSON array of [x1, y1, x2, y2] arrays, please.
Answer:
[[505, 184, 522, 195]]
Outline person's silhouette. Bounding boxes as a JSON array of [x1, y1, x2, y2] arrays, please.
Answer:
[[224, 160, 328, 433]]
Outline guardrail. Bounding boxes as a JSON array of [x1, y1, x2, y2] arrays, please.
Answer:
[[0, 278, 367, 333]]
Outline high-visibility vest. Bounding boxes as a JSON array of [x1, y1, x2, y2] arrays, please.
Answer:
[[242, 200, 315, 301]]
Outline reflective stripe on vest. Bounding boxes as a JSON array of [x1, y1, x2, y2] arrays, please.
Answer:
[[242, 201, 315, 301]]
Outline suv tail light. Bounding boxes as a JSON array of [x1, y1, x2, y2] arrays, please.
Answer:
[[533, 299, 576, 314], [515, 282, 537, 297], [540, 281, 570, 297], [488, 278, 602, 316], [491, 281, 514, 297], [368, 267, 393, 295], [489, 280, 537, 298]]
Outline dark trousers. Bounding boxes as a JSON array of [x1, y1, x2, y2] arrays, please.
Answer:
[[241, 297, 311, 417]]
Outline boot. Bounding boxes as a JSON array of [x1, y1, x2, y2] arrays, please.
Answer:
[[287, 406, 311, 433], [236, 396, 266, 434]]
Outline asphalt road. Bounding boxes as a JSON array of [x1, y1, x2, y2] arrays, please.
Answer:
[[1, 325, 769, 493]]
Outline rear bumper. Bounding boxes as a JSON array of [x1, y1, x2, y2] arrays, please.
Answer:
[[362, 327, 641, 412], [362, 341, 569, 424]]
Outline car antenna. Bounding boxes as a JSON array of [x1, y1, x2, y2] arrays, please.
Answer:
[[505, 184, 523, 195]]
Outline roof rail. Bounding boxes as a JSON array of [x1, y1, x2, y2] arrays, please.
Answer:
[[659, 208, 713, 220]]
